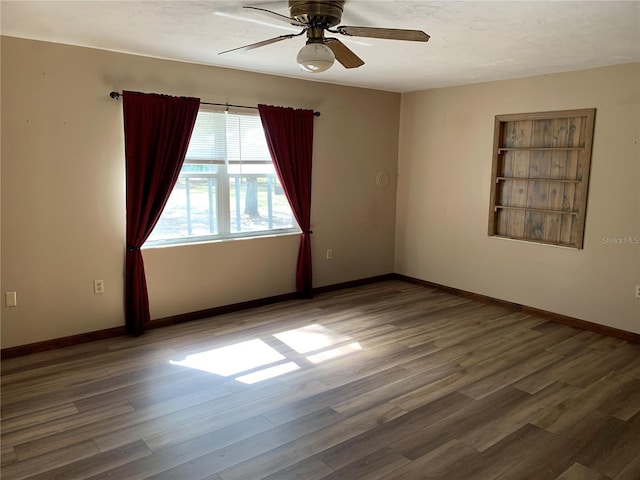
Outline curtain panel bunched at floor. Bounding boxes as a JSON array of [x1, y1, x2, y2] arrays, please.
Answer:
[[122, 91, 200, 335], [258, 104, 314, 297]]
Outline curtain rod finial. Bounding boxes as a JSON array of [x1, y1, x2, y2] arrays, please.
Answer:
[[110, 91, 121, 99]]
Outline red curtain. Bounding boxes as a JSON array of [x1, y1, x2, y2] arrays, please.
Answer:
[[258, 104, 314, 297], [123, 91, 200, 335]]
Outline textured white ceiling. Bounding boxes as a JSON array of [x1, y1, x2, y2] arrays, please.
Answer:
[[1, 0, 639, 92]]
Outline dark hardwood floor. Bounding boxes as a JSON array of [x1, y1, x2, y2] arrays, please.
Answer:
[[1, 280, 639, 480]]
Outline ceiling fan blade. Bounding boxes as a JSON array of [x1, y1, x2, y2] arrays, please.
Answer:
[[243, 6, 308, 27], [218, 33, 299, 55], [325, 38, 364, 69], [337, 26, 430, 42]]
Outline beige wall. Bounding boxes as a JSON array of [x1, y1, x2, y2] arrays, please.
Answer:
[[3, 36, 637, 349], [396, 63, 640, 334], [1, 37, 400, 348]]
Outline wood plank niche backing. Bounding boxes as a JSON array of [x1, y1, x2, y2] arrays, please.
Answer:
[[488, 109, 596, 249]]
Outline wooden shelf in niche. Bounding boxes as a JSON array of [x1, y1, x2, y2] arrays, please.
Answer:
[[488, 109, 596, 249], [495, 177, 581, 184], [497, 147, 584, 153], [494, 205, 580, 216]]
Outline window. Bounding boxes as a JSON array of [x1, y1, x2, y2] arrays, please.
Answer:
[[488, 109, 596, 249], [146, 109, 298, 246]]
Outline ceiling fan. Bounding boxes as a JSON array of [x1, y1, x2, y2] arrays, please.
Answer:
[[219, 0, 430, 73]]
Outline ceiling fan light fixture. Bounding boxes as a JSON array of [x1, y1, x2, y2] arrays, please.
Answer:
[[296, 42, 335, 73]]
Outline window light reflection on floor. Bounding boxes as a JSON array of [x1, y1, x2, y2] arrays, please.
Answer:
[[274, 324, 352, 354], [169, 325, 364, 385], [169, 339, 285, 376], [236, 362, 300, 384]]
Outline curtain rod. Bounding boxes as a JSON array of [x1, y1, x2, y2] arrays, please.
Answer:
[[109, 91, 320, 117]]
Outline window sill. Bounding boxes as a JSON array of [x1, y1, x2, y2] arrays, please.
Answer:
[[142, 230, 302, 250]]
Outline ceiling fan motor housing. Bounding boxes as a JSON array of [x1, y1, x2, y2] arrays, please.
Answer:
[[289, 0, 344, 28]]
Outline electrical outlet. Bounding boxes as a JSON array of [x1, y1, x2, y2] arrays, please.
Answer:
[[636, 285, 640, 299], [5, 292, 17, 307], [326, 249, 333, 260], [94, 280, 105, 294]]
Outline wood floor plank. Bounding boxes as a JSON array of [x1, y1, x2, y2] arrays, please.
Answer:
[[532, 371, 636, 433], [1, 280, 638, 480], [377, 439, 478, 480], [0, 340, 115, 377], [5, 400, 134, 454], [1, 346, 177, 396], [143, 413, 274, 453], [260, 457, 334, 480], [0, 402, 79, 434], [144, 407, 346, 480], [615, 349, 640, 378], [392, 386, 531, 461], [553, 463, 609, 480], [91, 385, 239, 452], [1, 440, 99, 480], [577, 411, 640, 479], [311, 343, 438, 390], [514, 347, 609, 394], [613, 453, 640, 480], [596, 375, 640, 421], [1, 445, 17, 467], [137, 381, 328, 451], [558, 342, 640, 387], [216, 402, 407, 480], [70, 368, 221, 412], [85, 415, 277, 480], [316, 447, 409, 480], [15, 440, 152, 480], [2, 360, 183, 418], [317, 391, 474, 471], [546, 330, 604, 356], [262, 366, 407, 425], [454, 323, 543, 367], [459, 349, 563, 399], [430, 307, 534, 349], [390, 357, 509, 411], [12, 382, 233, 460], [437, 423, 553, 480], [331, 361, 461, 417], [399, 331, 507, 370], [491, 410, 613, 480], [458, 381, 580, 451]]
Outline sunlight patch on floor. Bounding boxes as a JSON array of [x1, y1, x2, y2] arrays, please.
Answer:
[[170, 324, 363, 384], [274, 324, 352, 354], [236, 361, 301, 384], [170, 339, 285, 376]]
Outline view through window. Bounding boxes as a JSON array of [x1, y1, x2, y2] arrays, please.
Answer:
[[146, 109, 298, 246]]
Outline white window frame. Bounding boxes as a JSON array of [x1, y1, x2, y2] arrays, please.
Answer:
[[145, 107, 299, 247]]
